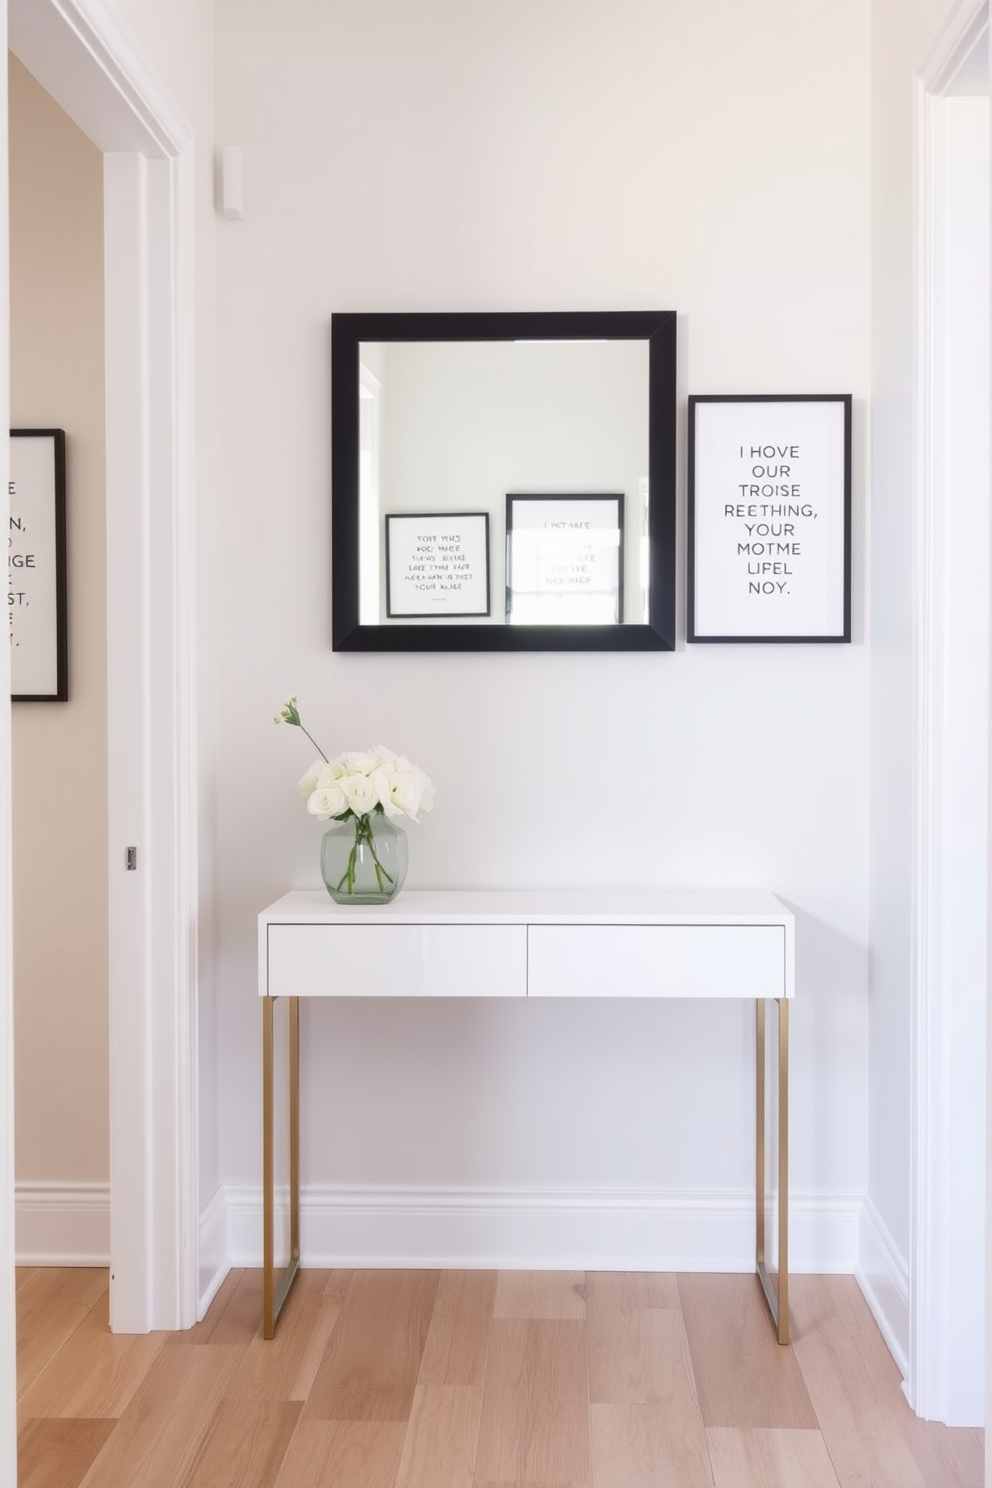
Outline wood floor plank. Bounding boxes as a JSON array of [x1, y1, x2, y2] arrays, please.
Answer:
[[586, 1270, 681, 1312], [906, 1420, 984, 1488], [171, 1269, 246, 1345], [706, 1426, 842, 1487], [321, 1269, 356, 1303], [588, 1302, 700, 1408], [679, 1274, 817, 1429], [494, 1269, 587, 1319], [201, 1266, 335, 1356], [17, 1270, 110, 1399], [303, 1269, 440, 1422], [224, 1296, 342, 1402], [75, 1343, 246, 1488], [183, 1400, 303, 1488], [17, 1417, 116, 1488], [196, 1269, 268, 1346], [77, 1288, 109, 1333], [291, 1267, 336, 1294], [393, 1383, 483, 1488], [17, 1267, 982, 1488], [418, 1269, 497, 1387], [194, 1266, 328, 1349], [271, 1421, 406, 1488], [474, 1318, 591, 1483], [18, 1324, 166, 1422], [591, 1401, 713, 1488], [789, 1275, 932, 1488]]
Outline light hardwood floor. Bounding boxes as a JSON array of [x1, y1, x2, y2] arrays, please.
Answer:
[[15, 1266, 984, 1488]]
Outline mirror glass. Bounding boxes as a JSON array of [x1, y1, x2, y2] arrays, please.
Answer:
[[331, 310, 676, 651]]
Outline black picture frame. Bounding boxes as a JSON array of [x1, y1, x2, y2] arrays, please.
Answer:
[[331, 309, 676, 652], [505, 493, 624, 625], [687, 394, 852, 643], [10, 429, 68, 701], [385, 511, 491, 618]]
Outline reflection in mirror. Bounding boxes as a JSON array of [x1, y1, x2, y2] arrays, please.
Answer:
[[332, 311, 676, 652], [360, 341, 648, 627]]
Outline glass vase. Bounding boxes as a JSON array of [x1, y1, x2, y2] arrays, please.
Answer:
[[320, 811, 408, 904]]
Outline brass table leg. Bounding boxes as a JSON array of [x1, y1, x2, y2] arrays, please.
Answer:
[[262, 995, 301, 1339], [756, 997, 789, 1344]]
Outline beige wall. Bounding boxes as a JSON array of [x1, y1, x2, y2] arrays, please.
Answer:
[[9, 55, 108, 1207]]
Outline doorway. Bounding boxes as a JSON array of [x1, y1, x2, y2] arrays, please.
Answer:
[[5, 0, 200, 1333]]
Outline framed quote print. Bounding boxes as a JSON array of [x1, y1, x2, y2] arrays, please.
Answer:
[[688, 395, 851, 643], [10, 429, 68, 700], [385, 511, 490, 618]]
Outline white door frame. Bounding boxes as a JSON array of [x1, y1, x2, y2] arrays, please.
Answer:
[[911, 0, 990, 1426], [6, 0, 199, 1331]]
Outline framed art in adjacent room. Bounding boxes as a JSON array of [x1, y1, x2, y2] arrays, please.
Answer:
[[10, 429, 68, 701], [688, 395, 852, 643], [385, 511, 490, 618], [505, 493, 625, 624]]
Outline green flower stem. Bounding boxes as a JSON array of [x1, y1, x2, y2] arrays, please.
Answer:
[[275, 698, 328, 761], [298, 724, 328, 762], [335, 812, 395, 896]]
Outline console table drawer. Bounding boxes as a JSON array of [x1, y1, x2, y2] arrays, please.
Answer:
[[265, 923, 527, 998], [527, 924, 788, 999]]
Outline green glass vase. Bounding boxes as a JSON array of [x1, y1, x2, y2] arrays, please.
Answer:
[[320, 811, 408, 904]]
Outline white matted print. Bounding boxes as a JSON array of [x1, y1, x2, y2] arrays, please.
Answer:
[[688, 396, 851, 642], [505, 493, 624, 625], [385, 511, 490, 618], [10, 429, 68, 700]]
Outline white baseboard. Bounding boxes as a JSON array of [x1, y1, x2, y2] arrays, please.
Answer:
[[856, 1196, 910, 1377], [223, 1183, 863, 1273], [15, 1182, 110, 1265], [197, 1185, 230, 1319]]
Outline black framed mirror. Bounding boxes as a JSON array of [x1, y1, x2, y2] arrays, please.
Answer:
[[331, 309, 676, 651]]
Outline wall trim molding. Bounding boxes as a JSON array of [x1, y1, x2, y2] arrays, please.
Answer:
[[220, 1183, 863, 1274], [14, 1182, 110, 1265], [908, 5, 990, 1424], [856, 1196, 910, 1380], [8, 0, 191, 155], [915, 0, 989, 94], [196, 1187, 230, 1320]]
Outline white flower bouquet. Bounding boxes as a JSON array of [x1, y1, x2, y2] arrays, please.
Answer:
[[275, 696, 433, 899]]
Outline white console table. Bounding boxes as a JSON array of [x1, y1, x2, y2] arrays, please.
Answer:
[[258, 888, 795, 1342]]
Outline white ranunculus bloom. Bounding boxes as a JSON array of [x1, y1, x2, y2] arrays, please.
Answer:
[[340, 771, 379, 816], [298, 759, 324, 799], [277, 702, 434, 843], [307, 783, 347, 820], [317, 758, 347, 787], [378, 764, 435, 822], [341, 748, 378, 775]]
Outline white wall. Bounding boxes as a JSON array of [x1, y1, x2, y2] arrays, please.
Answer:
[[9, 55, 108, 1259], [214, 0, 872, 1267]]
